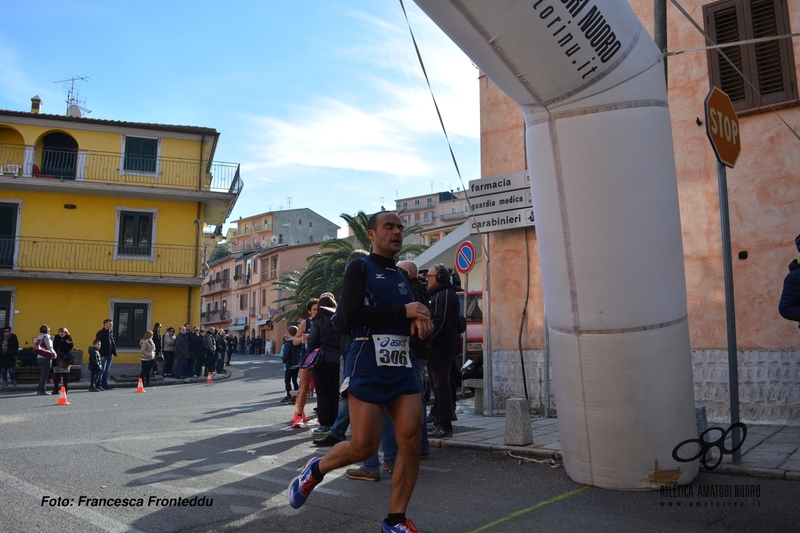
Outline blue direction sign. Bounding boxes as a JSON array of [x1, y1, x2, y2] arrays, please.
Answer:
[[455, 241, 476, 275]]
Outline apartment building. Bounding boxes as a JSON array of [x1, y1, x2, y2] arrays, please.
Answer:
[[0, 98, 242, 362]]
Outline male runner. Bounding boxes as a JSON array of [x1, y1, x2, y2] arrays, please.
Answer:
[[288, 211, 432, 533]]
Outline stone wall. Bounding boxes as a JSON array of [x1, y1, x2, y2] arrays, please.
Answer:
[[489, 349, 800, 426]]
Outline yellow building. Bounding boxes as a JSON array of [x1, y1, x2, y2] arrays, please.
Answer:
[[0, 99, 242, 363]]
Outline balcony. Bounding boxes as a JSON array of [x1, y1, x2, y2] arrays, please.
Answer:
[[202, 278, 231, 294], [440, 212, 469, 222], [201, 310, 231, 324], [253, 223, 273, 233], [234, 276, 249, 288], [0, 236, 200, 285], [0, 143, 243, 227]]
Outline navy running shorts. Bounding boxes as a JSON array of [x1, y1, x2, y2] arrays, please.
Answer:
[[346, 374, 420, 405]]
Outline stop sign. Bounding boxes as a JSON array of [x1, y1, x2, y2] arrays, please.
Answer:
[[705, 87, 741, 168]]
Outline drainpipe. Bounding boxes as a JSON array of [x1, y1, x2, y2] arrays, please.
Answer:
[[414, 0, 696, 490], [655, 0, 668, 88]]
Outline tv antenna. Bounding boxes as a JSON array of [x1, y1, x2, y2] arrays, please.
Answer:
[[54, 76, 91, 116]]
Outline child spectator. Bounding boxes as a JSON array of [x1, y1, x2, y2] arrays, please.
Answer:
[[88, 340, 102, 392], [280, 326, 301, 404]]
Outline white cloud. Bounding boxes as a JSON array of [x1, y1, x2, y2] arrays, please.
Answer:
[[241, 5, 479, 180]]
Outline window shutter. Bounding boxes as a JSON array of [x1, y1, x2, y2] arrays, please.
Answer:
[[705, 0, 797, 112]]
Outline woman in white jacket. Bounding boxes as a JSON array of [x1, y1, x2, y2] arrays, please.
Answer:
[[139, 330, 156, 387], [36, 324, 57, 396]]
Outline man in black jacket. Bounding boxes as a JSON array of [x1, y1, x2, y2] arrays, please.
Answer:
[[95, 319, 117, 391], [426, 263, 459, 438], [779, 234, 800, 328]]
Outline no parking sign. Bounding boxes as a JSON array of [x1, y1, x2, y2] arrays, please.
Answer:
[[455, 241, 476, 275]]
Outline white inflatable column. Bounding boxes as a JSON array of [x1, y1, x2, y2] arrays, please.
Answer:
[[414, 0, 698, 489]]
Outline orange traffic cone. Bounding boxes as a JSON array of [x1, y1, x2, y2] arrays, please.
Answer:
[[206, 372, 213, 384], [54, 386, 70, 406], [135, 378, 146, 393]]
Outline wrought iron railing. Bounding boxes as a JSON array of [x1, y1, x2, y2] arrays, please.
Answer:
[[0, 236, 199, 277], [0, 143, 239, 192], [440, 212, 469, 222], [202, 278, 231, 293]]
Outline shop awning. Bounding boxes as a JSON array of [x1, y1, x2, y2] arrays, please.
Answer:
[[255, 319, 271, 326]]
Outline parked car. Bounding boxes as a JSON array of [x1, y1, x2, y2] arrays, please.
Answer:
[[457, 290, 483, 364]]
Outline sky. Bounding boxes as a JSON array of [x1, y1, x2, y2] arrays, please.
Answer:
[[0, 0, 481, 237]]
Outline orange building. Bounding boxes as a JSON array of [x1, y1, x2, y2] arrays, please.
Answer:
[[481, 0, 800, 423]]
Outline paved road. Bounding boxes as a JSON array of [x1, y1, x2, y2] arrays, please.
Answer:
[[1, 356, 798, 533]]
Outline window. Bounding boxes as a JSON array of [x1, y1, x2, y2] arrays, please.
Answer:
[[123, 136, 158, 173], [206, 303, 211, 313], [426, 211, 434, 221], [270, 256, 278, 279], [214, 301, 219, 311], [465, 205, 470, 214], [452, 207, 457, 214], [402, 201, 408, 210], [427, 198, 433, 207], [402, 215, 409, 224], [222, 300, 227, 313], [262, 288, 267, 307], [704, 0, 797, 112], [113, 302, 148, 348], [240, 293, 248, 310], [414, 199, 420, 207], [118, 211, 153, 256]]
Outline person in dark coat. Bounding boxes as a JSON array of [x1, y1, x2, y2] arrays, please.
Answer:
[[87, 339, 102, 392], [1, 325, 19, 389], [779, 234, 800, 327], [95, 319, 117, 391], [151, 322, 163, 377], [174, 326, 191, 381], [426, 264, 460, 438], [307, 295, 343, 433]]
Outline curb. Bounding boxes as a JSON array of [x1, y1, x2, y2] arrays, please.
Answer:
[[1, 368, 234, 392]]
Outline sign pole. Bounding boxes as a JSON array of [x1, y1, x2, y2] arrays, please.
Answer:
[[461, 272, 468, 402], [717, 161, 742, 464], [483, 233, 493, 416]]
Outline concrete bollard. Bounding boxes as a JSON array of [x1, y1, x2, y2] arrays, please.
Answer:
[[505, 398, 533, 446], [695, 405, 708, 437]]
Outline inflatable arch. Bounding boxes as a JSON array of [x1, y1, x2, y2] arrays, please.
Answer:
[[413, 0, 698, 489]]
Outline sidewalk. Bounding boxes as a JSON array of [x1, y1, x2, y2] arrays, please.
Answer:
[[435, 397, 800, 482]]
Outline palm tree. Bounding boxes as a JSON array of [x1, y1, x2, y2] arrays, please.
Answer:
[[273, 211, 427, 322]]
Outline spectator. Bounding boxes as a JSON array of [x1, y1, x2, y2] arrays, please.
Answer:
[[307, 295, 342, 435], [52, 327, 74, 394], [162, 326, 176, 377], [151, 322, 163, 377], [87, 339, 102, 392], [291, 298, 319, 428], [187, 325, 203, 378], [215, 329, 227, 374], [779, 234, 800, 327], [139, 330, 156, 387], [280, 325, 301, 403], [36, 324, 57, 396], [426, 264, 459, 438], [95, 319, 117, 391], [174, 326, 191, 382], [1, 326, 19, 390]]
